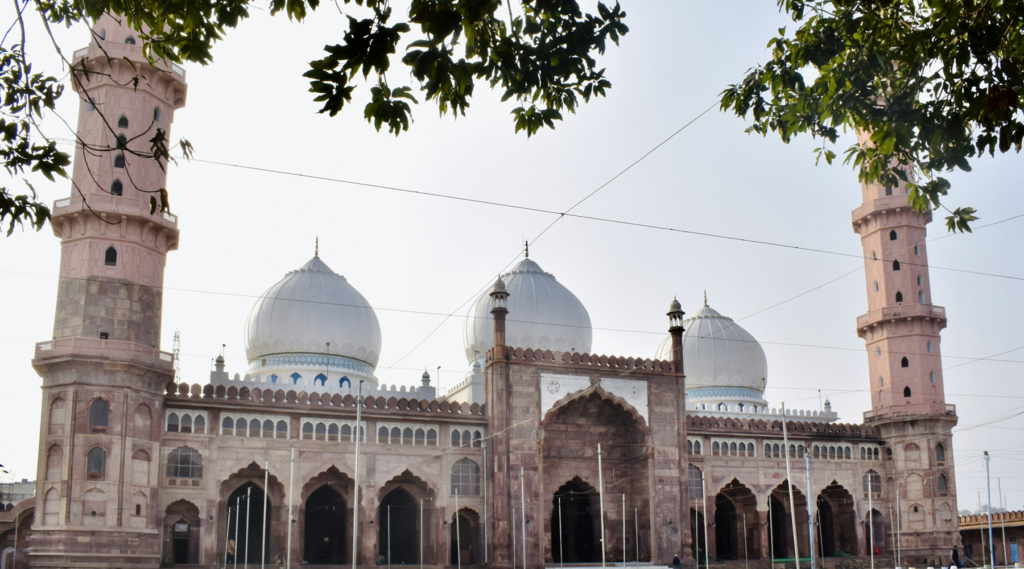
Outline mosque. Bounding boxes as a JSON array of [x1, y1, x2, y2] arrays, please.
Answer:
[[4, 14, 962, 569]]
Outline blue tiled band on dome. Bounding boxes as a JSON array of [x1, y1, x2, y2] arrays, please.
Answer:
[[687, 387, 764, 400], [251, 353, 373, 375]]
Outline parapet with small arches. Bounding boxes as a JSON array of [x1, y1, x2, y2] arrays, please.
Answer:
[[487, 347, 675, 373], [164, 381, 486, 418], [685, 414, 882, 440]]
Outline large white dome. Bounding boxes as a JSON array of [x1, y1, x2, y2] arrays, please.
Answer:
[[244, 256, 382, 368], [656, 299, 767, 405], [464, 258, 592, 363]]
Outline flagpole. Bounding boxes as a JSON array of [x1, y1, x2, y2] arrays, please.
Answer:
[[234, 495, 241, 569], [456, 489, 462, 569], [262, 460, 269, 569], [286, 447, 295, 569], [225, 505, 232, 569], [598, 445, 607, 569], [352, 380, 364, 569], [245, 485, 252, 568], [780, 403, 800, 569]]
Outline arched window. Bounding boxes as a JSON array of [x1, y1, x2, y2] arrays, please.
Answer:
[[328, 424, 339, 441], [110, 179, 122, 196], [903, 386, 912, 398], [262, 419, 273, 438], [221, 417, 233, 436], [862, 470, 881, 497], [427, 429, 437, 446], [789, 444, 796, 457], [391, 427, 401, 444], [125, 35, 136, 45], [914, 245, 920, 255], [688, 464, 703, 499], [889, 229, 898, 240], [290, 373, 301, 384], [415, 428, 425, 445], [844, 447, 851, 460], [87, 447, 106, 479], [861, 447, 867, 460], [930, 371, 936, 383], [315, 423, 326, 441], [114, 153, 125, 168], [828, 446, 836, 460], [917, 275, 923, 286], [378, 426, 389, 444], [270, 374, 278, 383], [797, 445, 804, 458], [276, 420, 288, 438], [886, 448, 893, 459], [773, 444, 780, 458], [341, 424, 352, 441], [339, 376, 350, 388], [927, 341, 933, 353], [473, 431, 482, 447], [730, 442, 738, 457], [249, 418, 260, 437], [687, 440, 693, 454], [919, 290, 925, 303], [885, 186, 893, 196], [875, 347, 881, 357], [167, 412, 179, 432], [936, 444, 946, 465], [874, 448, 880, 460], [893, 259, 901, 271], [451, 458, 481, 496], [235, 418, 246, 436], [813, 445, 820, 459], [89, 399, 109, 432], [180, 414, 192, 433], [938, 473, 949, 495], [878, 376, 884, 387], [97, 28, 106, 40], [153, 107, 162, 122], [314, 373, 327, 386], [901, 357, 909, 368], [871, 251, 877, 261], [116, 134, 127, 149], [194, 415, 205, 434], [895, 291, 904, 302], [104, 246, 117, 266], [765, 443, 772, 457], [717, 403, 726, 411], [117, 116, 128, 128], [403, 428, 414, 445], [738, 442, 746, 455], [302, 422, 313, 440], [693, 440, 701, 455], [166, 447, 203, 478], [712, 441, 720, 456], [874, 281, 879, 292], [87, 97, 96, 111]]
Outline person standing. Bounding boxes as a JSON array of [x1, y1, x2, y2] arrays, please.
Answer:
[[673, 553, 681, 569], [227, 538, 236, 564]]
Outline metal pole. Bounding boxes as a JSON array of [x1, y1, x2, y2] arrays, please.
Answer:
[[1000, 479, 1008, 568], [262, 460, 269, 569], [13, 510, 19, 569], [702, 472, 709, 569], [635, 506, 639, 566], [420, 499, 424, 569], [890, 505, 897, 569], [558, 497, 564, 568], [896, 478, 902, 568], [743, 512, 749, 569], [986, 452, 996, 568], [521, 467, 527, 569], [245, 485, 252, 568], [456, 489, 462, 569], [980, 493, 987, 568], [484, 441, 489, 565], [623, 493, 627, 564], [869, 478, 874, 569], [234, 495, 241, 569], [388, 504, 391, 569], [513, 508, 517, 569], [225, 506, 233, 569], [805, 454, 815, 569], [780, 404, 800, 569], [769, 494, 775, 564], [816, 506, 825, 567], [286, 447, 295, 569], [352, 380, 364, 569], [598, 444, 607, 569]]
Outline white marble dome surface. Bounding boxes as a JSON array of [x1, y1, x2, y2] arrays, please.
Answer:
[[656, 300, 768, 396], [464, 258, 592, 363], [244, 256, 382, 368]]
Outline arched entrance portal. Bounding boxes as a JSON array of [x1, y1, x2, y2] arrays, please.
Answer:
[[305, 485, 347, 564], [865, 509, 885, 555], [691, 508, 706, 561], [380, 488, 419, 564], [551, 477, 600, 563], [769, 481, 809, 558], [227, 482, 270, 564], [450, 508, 480, 565], [714, 480, 760, 560], [164, 500, 200, 565], [817, 482, 856, 556]]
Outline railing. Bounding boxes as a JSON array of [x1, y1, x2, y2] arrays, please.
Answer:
[[73, 47, 88, 59], [54, 198, 71, 208], [162, 212, 177, 223], [35, 337, 174, 365], [171, 63, 185, 77], [857, 304, 947, 327]]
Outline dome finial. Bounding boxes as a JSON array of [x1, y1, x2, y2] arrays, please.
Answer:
[[524, 239, 529, 258], [703, 289, 707, 306], [315, 235, 319, 257]]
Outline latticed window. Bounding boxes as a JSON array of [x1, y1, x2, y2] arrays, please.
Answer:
[[862, 470, 882, 498], [276, 420, 288, 439], [87, 447, 106, 480], [451, 458, 481, 496], [90, 399, 109, 433], [167, 447, 203, 479], [167, 413, 179, 432], [938, 474, 949, 495], [688, 464, 703, 499], [936, 444, 946, 466]]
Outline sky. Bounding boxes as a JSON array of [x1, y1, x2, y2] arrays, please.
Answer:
[[1, 2, 1022, 512]]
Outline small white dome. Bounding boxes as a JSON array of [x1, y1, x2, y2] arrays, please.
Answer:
[[656, 300, 767, 403], [464, 258, 592, 363], [244, 256, 382, 368]]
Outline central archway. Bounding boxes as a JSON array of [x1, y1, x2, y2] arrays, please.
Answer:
[[379, 488, 419, 564], [551, 477, 600, 563], [227, 482, 270, 564], [817, 482, 856, 557], [305, 485, 347, 564], [714, 479, 760, 560], [769, 480, 809, 559]]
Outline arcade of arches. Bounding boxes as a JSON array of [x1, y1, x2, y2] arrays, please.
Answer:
[[689, 476, 876, 562], [542, 392, 651, 564]]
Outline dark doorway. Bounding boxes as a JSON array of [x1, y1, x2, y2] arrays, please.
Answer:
[[551, 477, 600, 563], [690, 508, 706, 561], [818, 498, 835, 556], [305, 485, 347, 564], [866, 509, 885, 555], [769, 495, 787, 559], [818, 482, 856, 556], [715, 495, 737, 560], [165, 500, 200, 565], [450, 508, 479, 565], [379, 488, 419, 564], [227, 482, 270, 564], [172, 521, 190, 563]]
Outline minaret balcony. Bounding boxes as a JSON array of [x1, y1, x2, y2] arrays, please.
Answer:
[[857, 303, 946, 330], [34, 337, 174, 370], [851, 195, 933, 225]]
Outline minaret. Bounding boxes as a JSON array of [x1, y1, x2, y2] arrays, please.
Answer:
[[31, 14, 187, 568], [851, 130, 959, 561]]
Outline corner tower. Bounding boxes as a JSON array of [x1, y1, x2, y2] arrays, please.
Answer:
[[851, 130, 959, 561], [31, 14, 187, 568]]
